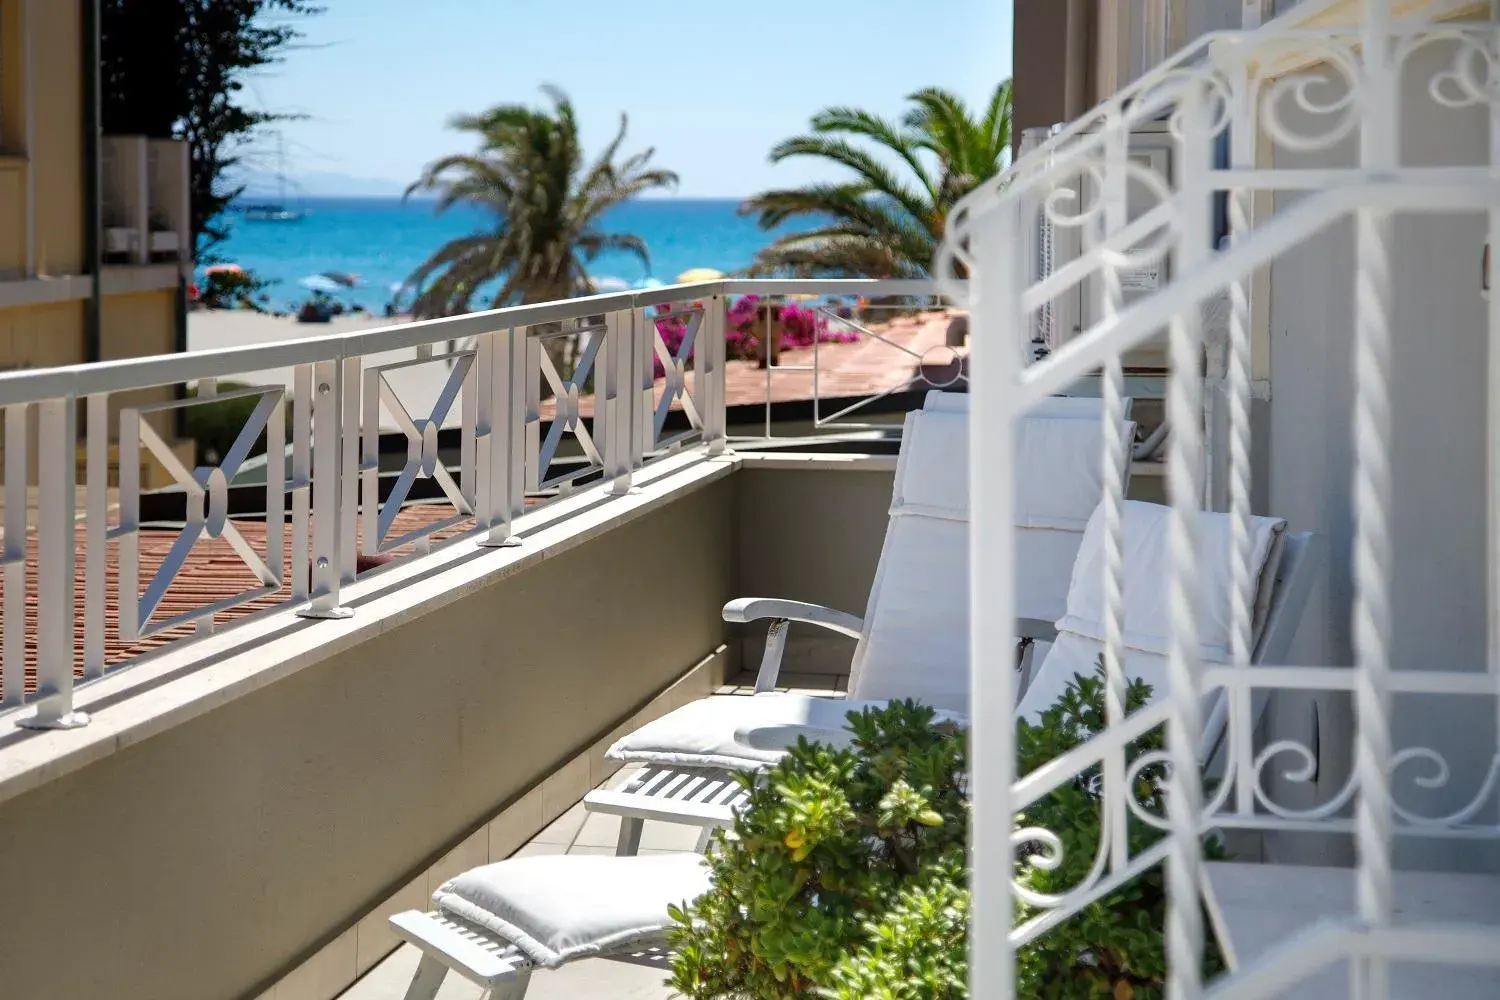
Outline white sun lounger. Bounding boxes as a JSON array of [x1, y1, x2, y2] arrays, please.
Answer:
[[389, 505, 1318, 1000], [585, 390, 1135, 852], [390, 853, 708, 1000], [587, 493, 1317, 849]]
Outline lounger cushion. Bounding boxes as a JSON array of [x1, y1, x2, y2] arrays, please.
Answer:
[[1055, 500, 1286, 664], [606, 692, 964, 770], [892, 408, 1115, 530], [431, 853, 712, 968], [1018, 502, 1287, 723], [850, 409, 1131, 708]]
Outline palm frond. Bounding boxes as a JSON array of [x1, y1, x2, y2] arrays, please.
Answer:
[[406, 85, 670, 316], [805, 106, 937, 200], [745, 80, 1011, 277], [766, 135, 934, 233]]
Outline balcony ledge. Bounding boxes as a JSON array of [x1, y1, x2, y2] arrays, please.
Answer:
[[1205, 860, 1500, 998], [0, 449, 757, 808]]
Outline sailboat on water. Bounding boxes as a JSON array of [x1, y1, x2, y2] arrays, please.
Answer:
[[242, 133, 304, 222]]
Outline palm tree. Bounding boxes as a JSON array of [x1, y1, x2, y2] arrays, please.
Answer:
[[404, 86, 678, 317], [740, 80, 1012, 278]]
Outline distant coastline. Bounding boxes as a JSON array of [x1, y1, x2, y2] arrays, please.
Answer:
[[211, 197, 781, 313]]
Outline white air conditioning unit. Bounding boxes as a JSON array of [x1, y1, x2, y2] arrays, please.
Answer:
[[1031, 120, 1178, 372]]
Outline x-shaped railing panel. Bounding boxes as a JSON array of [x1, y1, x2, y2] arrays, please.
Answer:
[[361, 351, 477, 556], [119, 386, 286, 641], [651, 307, 704, 450]]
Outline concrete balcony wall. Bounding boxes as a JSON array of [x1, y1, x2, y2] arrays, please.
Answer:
[[731, 458, 897, 676], [0, 472, 736, 1000]]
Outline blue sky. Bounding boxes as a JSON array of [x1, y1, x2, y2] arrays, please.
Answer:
[[240, 0, 1014, 198]]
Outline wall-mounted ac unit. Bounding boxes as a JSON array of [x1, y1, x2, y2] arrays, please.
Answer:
[[101, 136, 146, 263], [1030, 120, 1178, 372]]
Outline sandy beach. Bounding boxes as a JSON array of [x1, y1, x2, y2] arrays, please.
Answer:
[[189, 309, 463, 433]]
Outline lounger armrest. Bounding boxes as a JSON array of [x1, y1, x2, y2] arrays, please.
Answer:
[[1018, 618, 1058, 644], [722, 598, 865, 639], [724, 599, 864, 694]]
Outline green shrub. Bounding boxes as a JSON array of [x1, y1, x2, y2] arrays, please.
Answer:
[[1014, 668, 1228, 1000], [668, 664, 1226, 1000], [668, 699, 967, 999]]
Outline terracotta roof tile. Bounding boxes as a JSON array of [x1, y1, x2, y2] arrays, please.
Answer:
[[537, 310, 959, 419], [0, 503, 479, 699]]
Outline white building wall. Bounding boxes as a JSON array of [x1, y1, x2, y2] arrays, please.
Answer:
[[1264, 38, 1500, 870]]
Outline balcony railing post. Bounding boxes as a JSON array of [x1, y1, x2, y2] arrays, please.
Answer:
[[603, 308, 639, 494], [340, 356, 361, 586], [19, 396, 89, 729], [506, 326, 527, 528], [635, 306, 655, 460], [2, 405, 28, 710], [524, 328, 543, 495], [298, 357, 353, 620], [84, 393, 109, 679], [477, 326, 522, 547], [703, 294, 729, 456]]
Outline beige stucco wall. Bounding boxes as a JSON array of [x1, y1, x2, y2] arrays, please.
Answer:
[[0, 298, 86, 367], [732, 463, 896, 675], [0, 478, 735, 1000], [0, 158, 25, 275], [100, 289, 181, 455], [31, 0, 83, 275]]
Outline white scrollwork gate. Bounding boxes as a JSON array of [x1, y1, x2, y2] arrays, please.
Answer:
[[940, 1, 1500, 997]]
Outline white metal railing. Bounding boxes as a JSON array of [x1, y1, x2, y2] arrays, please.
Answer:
[[0, 278, 957, 730], [943, 2, 1500, 999]]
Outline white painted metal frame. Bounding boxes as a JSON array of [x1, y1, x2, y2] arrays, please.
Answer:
[[937, 2, 1500, 998]]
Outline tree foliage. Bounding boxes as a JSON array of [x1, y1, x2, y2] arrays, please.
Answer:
[[1014, 667, 1228, 1000], [740, 81, 1011, 278], [100, 0, 322, 260], [668, 700, 969, 999], [668, 665, 1227, 999], [402, 86, 677, 318]]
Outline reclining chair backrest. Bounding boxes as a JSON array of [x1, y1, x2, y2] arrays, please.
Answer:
[[846, 392, 1134, 713], [1017, 498, 1315, 764]]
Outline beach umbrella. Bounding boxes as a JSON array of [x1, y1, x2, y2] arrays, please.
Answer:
[[634, 277, 665, 290], [676, 267, 724, 284], [203, 263, 244, 276], [321, 270, 361, 287], [300, 274, 345, 294], [589, 276, 630, 293]]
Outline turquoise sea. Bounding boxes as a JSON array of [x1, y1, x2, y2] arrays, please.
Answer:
[[211, 197, 789, 313]]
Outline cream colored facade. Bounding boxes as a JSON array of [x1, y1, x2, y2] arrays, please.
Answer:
[[0, 0, 192, 484]]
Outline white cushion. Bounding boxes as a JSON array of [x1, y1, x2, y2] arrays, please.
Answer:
[[431, 853, 712, 968], [894, 407, 1124, 529], [890, 409, 967, 520], [922, 390, 969, 411], [606, 692, 965, 770], [1019, 502, 1289, 729], [1015, 416, 1120, 532], [848, 514, 968, 709], [1016, 632, 1220, 724], [1055, 500, 1286, 664]]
